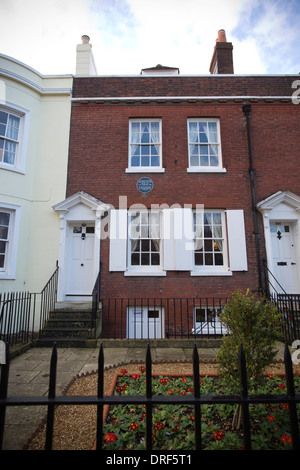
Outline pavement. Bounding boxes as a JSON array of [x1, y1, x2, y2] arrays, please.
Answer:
[[1, 341, 286, 451]]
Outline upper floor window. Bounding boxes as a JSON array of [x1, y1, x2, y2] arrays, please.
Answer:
[[127, 119, 164, 173], [0, 110, 21, 166], [187, 119, 225, 172], [0, 105, 29, 173]]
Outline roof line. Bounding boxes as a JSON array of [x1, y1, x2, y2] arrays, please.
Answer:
[[71, 95, 293, 102]]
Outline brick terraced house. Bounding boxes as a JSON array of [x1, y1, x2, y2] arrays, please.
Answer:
[[54, 31, 300, 341]]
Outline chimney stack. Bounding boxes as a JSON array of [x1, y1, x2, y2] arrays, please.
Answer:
[[76, 35, 97, 75], [209, 29, 234, 74]]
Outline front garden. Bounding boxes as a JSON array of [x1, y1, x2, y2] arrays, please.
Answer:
[[102, 368, 299, 450], [102, 291, 299, 451]]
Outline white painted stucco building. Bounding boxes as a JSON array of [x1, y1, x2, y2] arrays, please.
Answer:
[[0, 53, 72, 294]]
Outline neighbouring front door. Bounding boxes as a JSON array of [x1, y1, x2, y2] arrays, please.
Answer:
[[65, 223, 95, 300], [127, 306, 164, 339], [270, 222, 299, 294]]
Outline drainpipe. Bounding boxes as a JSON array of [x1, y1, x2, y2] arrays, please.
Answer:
[[243, 104, 263, 292]]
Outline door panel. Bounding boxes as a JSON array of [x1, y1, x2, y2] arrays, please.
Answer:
[[66, 224, 95, 296], [127, 306, 164, 339], [270, 223, 298, 293]]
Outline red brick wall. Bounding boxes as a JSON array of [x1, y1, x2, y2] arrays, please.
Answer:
[[72, 75, 297, 99], [67, 77, 299, 302]]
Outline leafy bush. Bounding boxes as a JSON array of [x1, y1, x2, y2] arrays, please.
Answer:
[[216, 290, 282, 391]]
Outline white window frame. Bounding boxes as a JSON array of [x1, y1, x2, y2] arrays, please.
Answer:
[[192, 305, 224, 335], [126, 119, 165, 173], [126, 209, 165, 276], [191, 210, 231, 276], [0, 103, 30, 174], [187, 118, 226, 173], [0, 203, 21, 279]]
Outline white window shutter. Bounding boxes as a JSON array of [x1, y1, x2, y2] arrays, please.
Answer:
[[173, 208, 194, 271], [226, 210, 248, 271], [109, 209, 127, 271], [162, 209, 175, 270]]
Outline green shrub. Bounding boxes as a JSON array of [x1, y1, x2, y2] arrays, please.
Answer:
[[216, 290, 282, 392]]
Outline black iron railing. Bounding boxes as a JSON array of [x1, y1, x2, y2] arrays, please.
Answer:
[[0, 291, 37, 346], [263, 261, 300, 344], [0, 267, 58, 348], [92, 270, 101, 322], [39, 267, 59, 333], [0, 342, 299, 451], [100, 297, 228, 340]]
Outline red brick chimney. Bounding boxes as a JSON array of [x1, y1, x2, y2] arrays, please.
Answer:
[[209, 29, 234, 74]]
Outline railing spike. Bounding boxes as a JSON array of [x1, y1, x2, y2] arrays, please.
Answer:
[[96, 343, 104, 451], [238, 343, 251, 451], [45, 342, 57, 450], [284, 342, 300, 450], [48, 342, 57, 399], [146, 342, 152, 451]]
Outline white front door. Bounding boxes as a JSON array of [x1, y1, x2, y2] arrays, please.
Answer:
[[66, 223, 95, 299], [127, 306, 164, 339], [270, 222, 299, 293]]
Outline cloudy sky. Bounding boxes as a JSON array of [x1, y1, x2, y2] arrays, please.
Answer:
[[0, 0, 299, 76]]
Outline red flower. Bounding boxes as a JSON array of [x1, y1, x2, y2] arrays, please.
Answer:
[[154, 421, 165, 431], [280, 403, 289, 410], [281, 433, 292, 445], [130, 422, 139, 431], [277, 383, 286, 390], [105, 432, 118, 443], [182, 377, 187, 383], [267, 415, 275, 422], [120, 369, 127, 375], [132, 374, 140, 380], [160, 378, 168, 385], [213, 430, 225, 441], [190, 415, 195, 421], [139, 366, 146, 374]]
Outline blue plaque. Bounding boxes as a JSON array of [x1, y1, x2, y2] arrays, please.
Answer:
[[136, 177, 154, 194]]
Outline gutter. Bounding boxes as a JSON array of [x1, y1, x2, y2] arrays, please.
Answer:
[[243, 104, 263, 292]]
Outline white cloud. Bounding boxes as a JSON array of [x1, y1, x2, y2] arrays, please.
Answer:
[[0, 0, 298, 75]]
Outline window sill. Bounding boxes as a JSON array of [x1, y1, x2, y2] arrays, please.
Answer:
[[125, 270, 167, 277], [0, 273, 16, 280], [187, 167, 226, 173], [0, 163, 25, 174], [126, 168, 165, 173], [190, 269, 232, 276]]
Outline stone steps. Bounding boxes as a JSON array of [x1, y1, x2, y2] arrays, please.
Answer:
[[35, 307, 98, 347]]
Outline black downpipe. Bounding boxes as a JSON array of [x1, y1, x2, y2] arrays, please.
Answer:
[[243, 104, 263, 292]]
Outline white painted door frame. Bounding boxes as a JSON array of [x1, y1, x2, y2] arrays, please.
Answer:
[[53, 192, 110, 302], [257, 191, 300, 295]]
